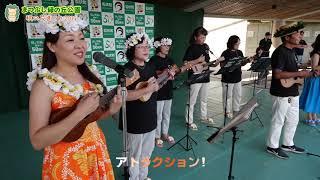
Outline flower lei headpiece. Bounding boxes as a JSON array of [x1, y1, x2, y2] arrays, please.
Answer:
[[125, 32, 153, 50], [153, 38, 172, 48], [35, 14, 89, 35], [274, 21, 304, 38]]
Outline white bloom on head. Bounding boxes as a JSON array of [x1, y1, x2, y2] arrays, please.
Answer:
[[153, 37, 173, 49], [35, 14, 89, 35], [46, 23, 60, 34], [153, 41, 161, 48], [125, 32, 153, 51]]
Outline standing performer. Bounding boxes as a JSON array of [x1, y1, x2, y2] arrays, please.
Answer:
[[293, 31, 308, 65], [259, 32, 272, 57], [119, 32, 160, 180], [266, 22, 316, 159], [220, 35, 252, 118], [299, 34, 320, 126], [150, 37, 176, 147], [27, 16, 122, 179], [183, 27, 217, 131]]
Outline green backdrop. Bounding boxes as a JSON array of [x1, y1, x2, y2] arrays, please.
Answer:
[[0, 1, 203, 113]]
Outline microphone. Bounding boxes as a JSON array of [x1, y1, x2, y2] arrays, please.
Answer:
[[204, 44, 214, 55], [93, 52, 134, 78]]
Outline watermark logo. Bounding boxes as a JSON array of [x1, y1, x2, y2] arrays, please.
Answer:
[[5, 4, 20, 22]]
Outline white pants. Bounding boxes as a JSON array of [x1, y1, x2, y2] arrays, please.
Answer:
[[222, 82, 242, 113], [127, 130, 155, 180], [156, 100, 172, 138], [266, 96, 299, 148], [185, 83, 208, 124]]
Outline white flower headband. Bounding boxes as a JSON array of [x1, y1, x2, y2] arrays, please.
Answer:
[[35, 14, 89, 35], [125, 32, 153, 50], [153, 38, 172, 48]]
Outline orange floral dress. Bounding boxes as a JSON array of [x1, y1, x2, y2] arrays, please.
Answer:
[[42, 82, 115, 180]]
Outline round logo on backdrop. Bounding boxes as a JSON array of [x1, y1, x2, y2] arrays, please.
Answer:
[[92, 26, 101, 37], [116, 27, 124, 36], [78, 12, 89, 22], [5, 4, 20, 22], [60, 0, 72, 6], [146, 17, 154, 26], [105, 40, 115, 49], [126, 16, 134, 25], [117, 51, 125, 61], [115, 2, 123, 13], [136, 27, 144, 34], [137, 4, 144, 14], [103, 14, 113, 24]]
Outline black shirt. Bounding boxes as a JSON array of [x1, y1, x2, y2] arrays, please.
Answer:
[[259, 38, 272, 52], [150, 55, 174, 101], [221, 49, 244, 83], [294, 40, 307, 55], [118, 61, 157, 134], [270, 45, 299, 97], [183, 43, 210, 84]]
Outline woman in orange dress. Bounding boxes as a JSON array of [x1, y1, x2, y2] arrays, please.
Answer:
[[27, 15, 122, 179]]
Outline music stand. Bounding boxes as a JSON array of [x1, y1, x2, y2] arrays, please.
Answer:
[[249, 57, 271, 89], [207, 98, 259, 180], [168, 70, 214, 158], [248, 57, 271, 127], [215, 57, 245, 127]]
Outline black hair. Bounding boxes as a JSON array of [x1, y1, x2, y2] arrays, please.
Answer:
[[42, 32, 106, 93], [125, 33, 146, 61], [280, 33, 295, 43], [227, 35, 240, 49], [189, 26, 208, 44], [311, 34, 320, 57]]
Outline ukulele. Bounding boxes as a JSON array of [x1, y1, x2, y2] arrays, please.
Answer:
[[49, 69, 140, 142], [280, 66, 320, 88], [192, 57, 225, 74], [136, 59, 202, 102]]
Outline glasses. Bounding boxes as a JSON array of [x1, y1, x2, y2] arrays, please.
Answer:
[[136, 45, 150, 49]]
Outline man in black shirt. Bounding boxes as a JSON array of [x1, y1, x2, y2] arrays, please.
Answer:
[[267, 22, 311, 159], [259, 32, 272, 57], [293, 31, 308, 65], [183, 27, 214, 131], [120, 33, 159, 180]]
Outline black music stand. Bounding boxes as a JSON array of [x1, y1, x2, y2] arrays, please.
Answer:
[[207, 98, 259, 180], [248, 57, 271, 127], [249, 57, 271, 89], [215, 57, 245, 127], [168, 70, 214, 158]]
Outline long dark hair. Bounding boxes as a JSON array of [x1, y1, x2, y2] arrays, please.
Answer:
[[42, 32, 107, 93], [227, 35, 240, 49], [125, 33, 146, 61], [189, 27, 208, 44], [311, 34, 320, 57]]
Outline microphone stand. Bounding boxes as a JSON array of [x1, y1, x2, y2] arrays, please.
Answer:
[[119, 74, 129, 180]]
